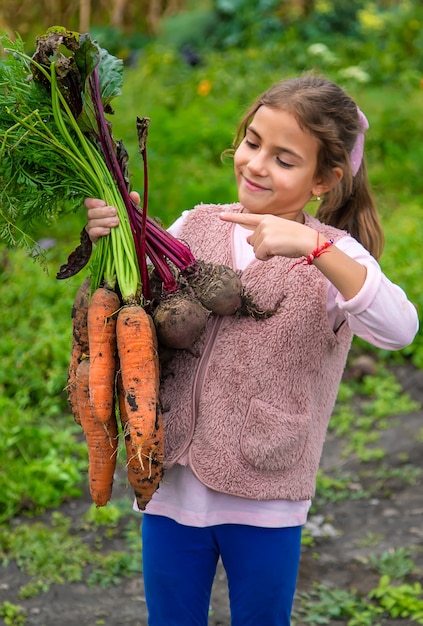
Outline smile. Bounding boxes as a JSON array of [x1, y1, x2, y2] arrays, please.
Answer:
[[242, 174, 269, 192]]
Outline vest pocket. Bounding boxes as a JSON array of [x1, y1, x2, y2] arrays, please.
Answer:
[[240, 397, 310, 471]]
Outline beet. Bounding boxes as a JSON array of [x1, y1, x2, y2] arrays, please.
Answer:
[[186, 261, 243, 316], [152, 292, 208, 350]]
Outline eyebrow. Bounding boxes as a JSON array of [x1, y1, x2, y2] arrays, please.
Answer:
[[247, 125, 304, 162]]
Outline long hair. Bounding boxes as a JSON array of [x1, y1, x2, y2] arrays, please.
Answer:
[[232, 76, 384, 259]]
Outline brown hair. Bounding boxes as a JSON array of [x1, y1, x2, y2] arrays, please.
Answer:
[[232, 76, 384, 259]]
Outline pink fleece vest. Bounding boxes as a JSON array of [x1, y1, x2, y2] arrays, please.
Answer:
[[159, 204, 353, 501]]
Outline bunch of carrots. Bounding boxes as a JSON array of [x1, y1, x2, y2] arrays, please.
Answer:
[[68, 277, 164, 510]]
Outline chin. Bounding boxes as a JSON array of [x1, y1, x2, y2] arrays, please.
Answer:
[[240, 201, 267, 215], [237, 194, 263, 214]]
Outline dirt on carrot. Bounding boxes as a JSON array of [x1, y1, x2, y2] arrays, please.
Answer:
[[116, 304, 161, 451], [117, 372, 164, 511], [67, 277, 91, 425], [116, 303, 164, 508]]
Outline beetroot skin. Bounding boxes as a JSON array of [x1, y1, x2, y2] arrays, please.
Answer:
[[187, 261, 243, 316], [152, 292, 208, 350]]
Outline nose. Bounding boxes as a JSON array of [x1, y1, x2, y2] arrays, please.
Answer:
[[247, 150, 267, 176]]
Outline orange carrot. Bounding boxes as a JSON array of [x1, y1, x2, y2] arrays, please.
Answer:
[[116, 304, 161, 460], [117, 372, 164, 510], [87, 286, 120, 428], [67, 277, 91, 424], [147, 310, 161, 391], [76, 358, 118, 507]]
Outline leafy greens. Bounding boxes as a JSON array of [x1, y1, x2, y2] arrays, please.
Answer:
[[0, 26, 196, 303]]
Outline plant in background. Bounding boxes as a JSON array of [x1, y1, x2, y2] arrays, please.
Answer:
[[211, 0, 282, 48], [377, 206, 423, 368], [292, 582, 384, 625], [313, 470, 370, 510], [82, 501, 123, 528], [369, 548, 416, 580], [328, 368, 419, 461], [294, 569, 423, 625], [307, 42, 338, 67], [338, 65, 370, 85], [0, 511, 142, 598], [370, 575, 423, 623], [0, 396, 86, 522], [357, 3, 388, 36], [314, 0, 365, 36], [361, 462, 422, 501], [0, 602, 27, 626]]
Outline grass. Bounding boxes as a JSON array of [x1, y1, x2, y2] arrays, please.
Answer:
[[293, 573, 423, 625], [0, 504, 142, 600]]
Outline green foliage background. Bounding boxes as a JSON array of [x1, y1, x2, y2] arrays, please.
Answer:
[[0, 0, 422, 522]]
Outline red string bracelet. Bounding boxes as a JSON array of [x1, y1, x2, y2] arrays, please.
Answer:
[[306, 238, 334, 264], [290, 236, 334, 269]]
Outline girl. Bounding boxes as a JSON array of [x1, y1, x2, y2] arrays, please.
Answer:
[[85, 75, 418, 626]]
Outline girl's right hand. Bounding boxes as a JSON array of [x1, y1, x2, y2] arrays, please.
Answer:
[[85, 191, 140, 243], [85, 198, 119, 243]]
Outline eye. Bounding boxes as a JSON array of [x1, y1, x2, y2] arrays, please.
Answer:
[[276, 157, 294, 168], [244, 138, 258, 149]]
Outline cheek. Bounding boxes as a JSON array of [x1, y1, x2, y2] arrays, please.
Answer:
[[233, 148, 244, 180], [233, 146, 242, 168], [234, 140, 251, 164]]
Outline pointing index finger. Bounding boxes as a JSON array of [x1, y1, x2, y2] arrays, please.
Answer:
[[219, 212, 264, 230]]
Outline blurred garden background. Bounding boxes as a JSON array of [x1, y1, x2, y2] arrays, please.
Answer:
[[1, 1, 423, 624]]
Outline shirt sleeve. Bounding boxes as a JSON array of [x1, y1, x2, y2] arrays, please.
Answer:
[[329, 236, 419, 350], [167, 210, 191, 237]]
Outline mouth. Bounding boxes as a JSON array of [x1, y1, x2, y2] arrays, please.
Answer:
[[241, 174, 269, 192]]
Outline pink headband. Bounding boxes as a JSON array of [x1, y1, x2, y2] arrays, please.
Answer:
[[350, 108, 369, 177]]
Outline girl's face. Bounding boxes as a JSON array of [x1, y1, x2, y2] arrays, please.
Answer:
[[234, 106, 329, 221]]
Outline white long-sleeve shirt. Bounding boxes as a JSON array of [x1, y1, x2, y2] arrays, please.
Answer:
[[139, 215, 419, 527]]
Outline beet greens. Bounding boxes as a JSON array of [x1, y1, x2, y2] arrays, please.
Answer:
[[0, 27, 196, 303]]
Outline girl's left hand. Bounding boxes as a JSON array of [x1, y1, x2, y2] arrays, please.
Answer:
[[219, 212, 317, 261]]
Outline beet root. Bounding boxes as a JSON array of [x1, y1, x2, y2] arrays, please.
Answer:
[[186, 261, 243, 316], [152, 292, 209, 350]]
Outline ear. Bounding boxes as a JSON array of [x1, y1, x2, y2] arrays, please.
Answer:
[[312, 167, 343, 196]]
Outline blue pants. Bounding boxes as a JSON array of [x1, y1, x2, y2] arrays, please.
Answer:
[[141, 514, 302, 626]]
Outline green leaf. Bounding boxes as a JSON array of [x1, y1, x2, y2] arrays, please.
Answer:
[[73, 31, 102, 85], [76, 38, 124, 135], [96, 45, 124, 105]]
